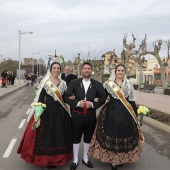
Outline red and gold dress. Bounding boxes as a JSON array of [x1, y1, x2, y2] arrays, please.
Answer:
[[17, 80, 73, 166]]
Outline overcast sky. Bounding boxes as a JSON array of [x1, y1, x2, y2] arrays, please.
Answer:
[[0, 0, 170, 64]]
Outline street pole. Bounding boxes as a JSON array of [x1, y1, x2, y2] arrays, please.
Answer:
[[32, 53, 40, 76], [37, 61, 39, 76], [19, 31, 21, 85], [18, 30, 33, 85], [32, 53, 34, 73]]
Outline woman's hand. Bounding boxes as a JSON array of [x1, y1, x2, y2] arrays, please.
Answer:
[[94, 98, 98, 102], [69, 94, 75, 100]]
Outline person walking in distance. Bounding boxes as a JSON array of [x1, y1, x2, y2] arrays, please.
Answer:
[[11, 72, 15, 85], [65, 61, 106, 170]]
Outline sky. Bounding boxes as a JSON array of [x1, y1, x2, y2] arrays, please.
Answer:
[[0, 0, 170, 64]]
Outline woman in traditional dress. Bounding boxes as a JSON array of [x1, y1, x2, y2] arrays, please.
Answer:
[[17, 62, 73, 168], [88, 64, 144, 170]]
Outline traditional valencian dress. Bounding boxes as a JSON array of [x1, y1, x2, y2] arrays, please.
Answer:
[[17, 78, 73, 166], [88, 78, 144, 165]]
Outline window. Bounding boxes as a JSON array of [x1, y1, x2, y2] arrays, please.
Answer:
[[154, 74, 161, 80]]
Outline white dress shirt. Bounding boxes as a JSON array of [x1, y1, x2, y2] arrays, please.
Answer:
[[77, 79, 94, 108]]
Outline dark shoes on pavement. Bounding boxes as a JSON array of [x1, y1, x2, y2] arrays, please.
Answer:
[[70, 162, 79, 170], [111, 165, 117, 170], [111, 164, 123, 170], [46, 166, 56, 169], [82, 159, 94, 168], [70, 160, 94, 170]]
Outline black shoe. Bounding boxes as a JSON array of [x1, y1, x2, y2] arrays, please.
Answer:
[[70, 162, 78, 170], [46, 166, 56, 169], [82, 160, 94, 168], [111, 165, 117, 170], [118, 164, 123, 167]]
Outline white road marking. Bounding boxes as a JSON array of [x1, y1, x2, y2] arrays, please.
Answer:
[[26, 108, 31, 114], [18, 119, 26, 129], [3, 139, 17, 158]]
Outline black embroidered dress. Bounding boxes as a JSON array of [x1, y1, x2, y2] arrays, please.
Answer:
[[17, 80, 73, 166], [89, 79, 141, 165]]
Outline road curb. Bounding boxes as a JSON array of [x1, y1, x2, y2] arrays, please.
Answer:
[[0, 85, 26, 100], [143, 116, 170, 135]]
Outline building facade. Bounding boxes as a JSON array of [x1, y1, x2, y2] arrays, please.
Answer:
[[102, 51, 147, 76]]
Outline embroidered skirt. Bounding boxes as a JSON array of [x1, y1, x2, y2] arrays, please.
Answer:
[[17, 101, 73, 166], [88, 98, 141, 165]]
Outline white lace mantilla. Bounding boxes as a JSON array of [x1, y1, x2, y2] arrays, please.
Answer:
[[43, 79, 67, 101], [104, 78, 136, 101]]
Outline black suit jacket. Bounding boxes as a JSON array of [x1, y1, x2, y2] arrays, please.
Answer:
[[61, 73, 77, 86], [65, 78, 106, 115]]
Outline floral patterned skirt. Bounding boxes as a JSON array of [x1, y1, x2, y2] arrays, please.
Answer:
[[88, 101, 141, 165]]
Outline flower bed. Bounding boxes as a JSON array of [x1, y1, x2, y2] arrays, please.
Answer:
[[137, 104, 170, 126]]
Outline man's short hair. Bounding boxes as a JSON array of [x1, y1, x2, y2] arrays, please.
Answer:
[[81, 61, 93, 70]]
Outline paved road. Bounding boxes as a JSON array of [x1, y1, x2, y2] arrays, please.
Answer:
[[0, 86, 170, 170]]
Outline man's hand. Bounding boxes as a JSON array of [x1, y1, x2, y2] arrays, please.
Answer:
[[85, 101, 92, 108], [79, 100, 86, 108]]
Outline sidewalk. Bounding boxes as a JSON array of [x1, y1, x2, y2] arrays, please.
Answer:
[[135, 90, 170, 135], [0, 79, 26, 99], [135, 90, 170, 114]]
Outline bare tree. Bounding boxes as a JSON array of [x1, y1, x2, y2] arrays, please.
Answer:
[[147, 39, 169, 87], [121, 33, 138, 74], [134, 34, 147, 88], [92, 58, 103, 81], [72, 53, 81, 77]]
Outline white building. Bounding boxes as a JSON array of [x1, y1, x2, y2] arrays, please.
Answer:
[[131, 58, 159, 84]]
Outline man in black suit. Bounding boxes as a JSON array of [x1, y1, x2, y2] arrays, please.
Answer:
[[61, 65, 77, 86], [65, 61, 106, 170]]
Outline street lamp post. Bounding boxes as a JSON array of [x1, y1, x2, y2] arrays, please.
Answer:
[[19, 30, 33, 85], [32, 52, 40, 74], [37, 62, 39, 76], [0, 54, 3, 69]]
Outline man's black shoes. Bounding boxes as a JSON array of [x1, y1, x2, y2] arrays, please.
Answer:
[[82, 160, 94, 168], [70, 162, 78, 170]]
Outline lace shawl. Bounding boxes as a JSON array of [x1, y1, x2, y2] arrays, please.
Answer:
[[43, 79, 67, 101], [104, 78, 136, 101]]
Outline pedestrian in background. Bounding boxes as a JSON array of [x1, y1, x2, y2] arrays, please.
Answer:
[[61, 65, 77, 86], [30, 73, 36, 86], [11, 72, 15, 85], [7, 71, 11, 85], [1, 70, 7, 88]]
